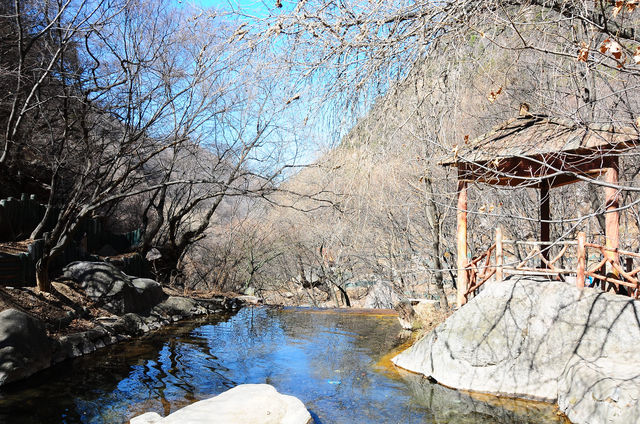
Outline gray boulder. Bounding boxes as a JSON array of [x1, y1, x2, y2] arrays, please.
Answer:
[[153, 296, 199, 318], [392, 278, 640, 424], [130, 384, 312, 424], [0, 309, 52, 385], [62, 262, 164, 314], [362, 281, 399, 309], [131, 278, 166, 311]]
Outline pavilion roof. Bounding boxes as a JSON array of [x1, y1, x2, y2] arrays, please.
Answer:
[[442, 114, 639, 167]]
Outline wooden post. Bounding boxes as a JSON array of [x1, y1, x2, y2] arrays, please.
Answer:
[[540, 179, 551, 267], [495, 227, 503, 282], [604, 157, 620, 274], [576, 232, 586, 289], [456, 178, 468, 308], [627, 258, 637, 297]]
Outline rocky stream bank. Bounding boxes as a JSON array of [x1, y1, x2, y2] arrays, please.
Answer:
[[393, 277, 640, 424], [0, 261, 245, 387]]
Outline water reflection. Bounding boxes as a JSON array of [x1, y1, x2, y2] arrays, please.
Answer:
[[0, 307, 566, 423]]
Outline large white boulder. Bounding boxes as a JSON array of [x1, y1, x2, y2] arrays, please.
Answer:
[[130, 412, 162, 424], [129, 384, 312, 424], [392, 278, 640, 424]]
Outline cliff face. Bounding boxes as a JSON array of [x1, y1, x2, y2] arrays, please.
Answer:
[[392, 278, 640, 424]]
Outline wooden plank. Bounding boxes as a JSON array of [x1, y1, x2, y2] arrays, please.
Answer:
[[465, 269, 496, 296], [604, 157, 620, 272], [611, 261, 639, 286], [468, 244, 495, 267], [585, 243, 640, 259], [586, 271, 637, 290], [503, 267, 573, 275], [576, 232, 586, 289], [587, 257, 607, 273], [496, 227, 503, 282], [503, 240, 577, 246], [457, 177, 468, 308], [540, 179, 551, 266]]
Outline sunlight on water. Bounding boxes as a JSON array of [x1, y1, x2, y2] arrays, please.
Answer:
[[0, 307, 566, 423]]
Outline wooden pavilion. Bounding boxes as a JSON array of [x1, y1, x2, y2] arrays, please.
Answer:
[[442, 108, 639, 307]]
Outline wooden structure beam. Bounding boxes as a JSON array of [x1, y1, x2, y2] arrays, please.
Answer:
[[604, 157, 620, 272], [442, 114, 637, 304], [456, 175, 468, 308], [540, 179, 551, 266], [457, 153, 610, 187]]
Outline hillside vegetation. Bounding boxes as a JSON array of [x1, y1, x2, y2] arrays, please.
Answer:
[[229, 7, 640, 307], [4, 0, 640, 308]]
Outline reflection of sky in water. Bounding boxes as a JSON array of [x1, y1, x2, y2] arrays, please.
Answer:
[[0, 307, 566, 424]]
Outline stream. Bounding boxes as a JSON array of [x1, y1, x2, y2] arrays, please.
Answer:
[[0, 307, 567, 423]]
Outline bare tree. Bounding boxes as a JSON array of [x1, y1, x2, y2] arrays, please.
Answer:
[[0, 0, 309, 291], [222, 1, 640, 305]]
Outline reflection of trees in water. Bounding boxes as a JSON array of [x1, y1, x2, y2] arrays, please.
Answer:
[[0, 314, 236, 424], [259, 307, 412, 418], [399, 372, 566, 424], [0, 307, 567, 424]]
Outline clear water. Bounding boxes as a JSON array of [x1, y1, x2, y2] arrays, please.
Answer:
[[0, 307, 566, 423]]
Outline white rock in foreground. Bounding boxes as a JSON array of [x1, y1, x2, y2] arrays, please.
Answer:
[[392, 278, 640, 424], [130, 412, 162, 424], [129, 384, 312, 424]]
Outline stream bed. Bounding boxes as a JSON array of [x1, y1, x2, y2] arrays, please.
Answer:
[[0, 307, 567, 423]]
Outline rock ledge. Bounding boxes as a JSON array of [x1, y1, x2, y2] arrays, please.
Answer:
[[392, 278, 640, 424]]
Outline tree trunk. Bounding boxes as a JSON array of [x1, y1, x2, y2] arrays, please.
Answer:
[[588, 184, 606, 235], [424, 175, 448, 309], [35, 256, 51, 293], [335, 283, 351, 307]]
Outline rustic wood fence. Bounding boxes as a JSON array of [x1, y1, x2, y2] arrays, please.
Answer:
[[0, 194, 147, 286], [0, 194, 56, 242], [464, 228, 640, 302]]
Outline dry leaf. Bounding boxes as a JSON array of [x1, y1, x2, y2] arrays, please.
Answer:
[[611, 42, 623, 59], [577, 42, 589, 62], [627, 0, 639, 12], [600, 38, 624, 60], [613, 0, 624, 17], [488, 86, 503, 103], [285, 93, 301, 104], [633, 46, 640, 63]]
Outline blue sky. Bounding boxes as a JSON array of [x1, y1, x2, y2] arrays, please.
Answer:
[[190, 0, 278, 16]]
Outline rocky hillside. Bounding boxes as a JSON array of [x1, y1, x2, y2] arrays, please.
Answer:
[[239, 19, 640, 309]]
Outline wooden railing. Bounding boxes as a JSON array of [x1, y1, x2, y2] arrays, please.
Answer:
[[463, 229, 640, 301], [465, 242, 496, 295], [583, 242, 640, 297]]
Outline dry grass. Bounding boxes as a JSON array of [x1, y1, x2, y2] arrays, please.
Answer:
[[412, 306, 454, 338]]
